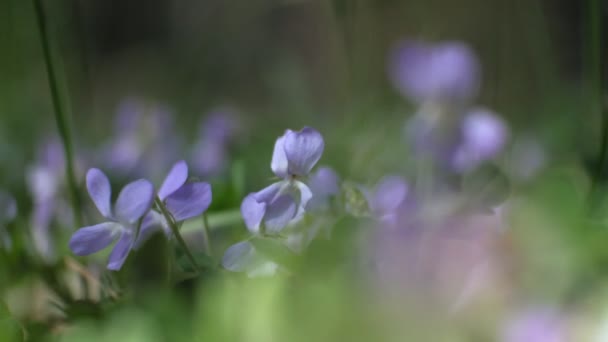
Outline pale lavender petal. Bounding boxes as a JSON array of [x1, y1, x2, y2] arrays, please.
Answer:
[[371, 176, 408, 217], [389, 40, 480, 103], [308, 167, 340, 197], [69, 222, 121, 256], [158, 160, 189, 200], [284, 127, 324, 176], [264, 194, 297, 234], [503, 308, 564, 342], [294, 181, 313, 219], [270, 134, 289, 178], [222, 241, 257, 272], [253, 182, 283, 203], [241, 194, 266, 234], [0, 191, 17, 223], [133, 211, 166, 249], [461, 109, 508, 159], [86, 168, 112, 218], [114, 179, 154, 224], [165, 182, 212, 221], [107, 231, 134, 271]]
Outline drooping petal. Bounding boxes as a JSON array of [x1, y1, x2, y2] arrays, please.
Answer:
[[264, 194, 297, 234], [133, 211, 167, 249], [371, 176, 408, 217], [107, 231, 134, 270], [165, 182, 212, 221], [69, 222, 121, 256], [270, 134, 289, 178], [283, 127, 324, 176], [86, 168, 112, 218], [158, 160, 189, 200], [309, 167, 340, 197], [294, 181, 313, 219], [114, 179, 155, 224], [241, 194, 266, 234], [222, 241, 279, 277], [253, 182, 283, 204]]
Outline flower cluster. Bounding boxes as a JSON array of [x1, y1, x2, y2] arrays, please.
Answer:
[[69, 161, 211, 270]]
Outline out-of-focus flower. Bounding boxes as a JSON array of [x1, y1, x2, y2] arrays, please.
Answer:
[[0, 191, 17, 249], [452, 108, 509, 172], [305, 166, 340, 212], [100, 99, 181, 179], [502, 307, 565, 342], [69, 168, 154, 270], [240, 127, 324, 235], [191, 108, 240, 176], [367, 175, 409, 225], [135, 160, 212, 247], [389, 40, 480, 105]]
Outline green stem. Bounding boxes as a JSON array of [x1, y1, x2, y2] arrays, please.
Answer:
[[32, 0, 82, 227], [201, 213, 212, 255], [155, 198, 200, 272]]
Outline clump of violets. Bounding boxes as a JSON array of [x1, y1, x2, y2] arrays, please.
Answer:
[[0, 191, 17, 250], [222, 127, 328, 275], [390, 39, 509, 172], [69, 169, 154, 270]]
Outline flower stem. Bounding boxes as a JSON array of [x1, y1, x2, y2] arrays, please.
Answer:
[[32, 0, 82, 227], [201, 213, 212, 255], [155, 198, 200, 272]]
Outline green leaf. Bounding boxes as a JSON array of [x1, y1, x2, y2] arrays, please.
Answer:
[[0, 301, 24, 342]]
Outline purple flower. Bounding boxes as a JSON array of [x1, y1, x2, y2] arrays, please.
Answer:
[[502, 308, 565, 342], [0, 191, 17, 250], [389, 40, 480, 104], [69, 168, 154, 270], [190, 108, 240, 176], [135, 160, 212, 247], [452, 108, 509, 172], [305, 166, 341, 212], [368, 175, 409, 224], [241, 127, 324, 235]]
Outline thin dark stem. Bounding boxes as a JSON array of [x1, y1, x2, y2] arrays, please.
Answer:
[[32, 0, 82, 227], [155, 198, 200, 272], [201, 213, 212, 255]]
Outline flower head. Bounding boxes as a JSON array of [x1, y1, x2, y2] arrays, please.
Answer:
[[69, 168, 154, 270], [389, 40, 480, 104], [135, 160, 212, 247], [241, 127, 324, 235]]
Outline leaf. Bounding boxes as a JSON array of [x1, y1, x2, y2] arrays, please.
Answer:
[[0, 301, 24, 342]]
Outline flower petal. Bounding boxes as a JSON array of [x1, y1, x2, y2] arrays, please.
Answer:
[[107, 231, 134, 270], [222, 241, 278, 277], [309, 167, 340, 197], [372, 176, 408, 217], [241, 194, 266, 234], [270, 134, 289, 178], [165, 182, 212, 221], [158, 160, 189, 200], [253, 182, 283, 203], [114, 179, 155, 224], [69, 222, 121, 256], [86, 168, 112, 218], [264, 194, 297, 234], [284, 127, 324, 176], [133, 211, 166, 249]]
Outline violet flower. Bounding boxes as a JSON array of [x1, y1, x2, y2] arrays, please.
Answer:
[[69, 168, 154, 270], [389, 40, 480, 105], [452, 108, 509, 172], [191, 108, 239, 176], [135, 160, 212, 247], [367, 175, 409, 225], [241, 127, 324, 235], [502, 307, 565, 342], [0, 191, 17, 250]]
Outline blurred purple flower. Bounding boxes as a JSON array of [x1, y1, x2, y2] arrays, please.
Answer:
[[0, 191, 17, 250], [389, 40, 480, 104], [191, 108, 240, 176], [241, 127, 324, 235], [69, 168, 154, 270], [135, 160, 212, 247], [305, 166, 340, 212], [100, 99, 182, 179], [502, 308, 565, 342], [367, 175, 409, 225], [452, 108, 509, 172]]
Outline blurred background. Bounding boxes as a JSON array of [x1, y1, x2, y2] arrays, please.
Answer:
[[1, 0, 608, 340]]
